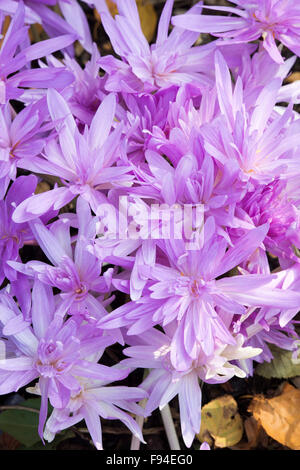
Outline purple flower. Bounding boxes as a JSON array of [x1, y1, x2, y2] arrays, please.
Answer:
[[96, 0, 216, 92], [234, 50, 300, 107], [239, 179, 300, 263], [122, 327, 261, 446], [117, 86, 178, 164], [100, 224, 300, 371], [0, 0, 93, 53], [0, 2, 76, 105], [200, 52, 300, 184], [0, 102, 49, 196], [51, 44, 107, 126], [0, 175, 38, 282], [44, 378, 147, 450], [10, 199, 115, 322], [172, 0, 300, 64], [0, 285, 128, 437], [12, 89, 133, 222]]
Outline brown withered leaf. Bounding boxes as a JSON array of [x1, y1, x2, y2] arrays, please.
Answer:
[[137, 0, 157, 43], [105, 0, 119, 17], [0, 432, 21, 450], [230, 416, 269, 450], [197, 395, 243, 448], [285, 72, 300, 84], [29, 23, 45, 43], [249, 382, 300, 450], [0, 16, 11, 48], [35, 181, 51, 194]]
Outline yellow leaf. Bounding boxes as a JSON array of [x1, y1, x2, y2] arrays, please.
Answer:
[[249, 383, 300, 450], [197, 395, 243, 448], [137, 1, 157, 43], [0, 16, 11, 49]]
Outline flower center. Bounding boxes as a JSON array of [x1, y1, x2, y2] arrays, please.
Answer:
[[189, 278, 206, 298], [36, 339, 70, 377], [74, 283, 88, 300]]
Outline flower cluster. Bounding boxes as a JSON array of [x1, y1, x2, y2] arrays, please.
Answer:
[[1, 0, 300, 450]]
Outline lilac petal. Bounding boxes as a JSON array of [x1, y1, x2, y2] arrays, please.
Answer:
[[32, 280, 55, 339], [183, 308, 198, 359], [115, 0, 141, 29], [159, 380, 181, 410], [82, 404, 103, 450], [127, 315, 156, 335], [6, 174, 37, 207], [2, 315, 31, 336], [0, 304, 38, 356], [250, 78, 281, 134], [18, 155, 75, 183], [29, 219, 68, 266], [215, 50, 234, 126], [79, 335, 118, 359], [15, 68, 74, 90], [200, 442, 210, 450], [170, 322, 193, 371], [89, 93, 116, 150], [202, 5, 248, 18], [0, 356, 34, 371], [38, 377, 50, 441], [98, 400, 146, 444], [46, 410, 84, 436], [217, 275, 275, 293], [130, 248, 147, 301], [72, 361, 130, 381], [214, 224, 269, 278], [48, 378, 70, 409], [156, 0, 174, 46], [12, 187, 74, 224], [197, 302, 214, 356], [47, 89, 77, 169], [57, 374, 80, 392], [32, 2, 76, 40], [23, 34, 76, 62], [263, 32, 284, 64], [0, 0, 40, 23], [59, 0, 93, 53], [49, 219, 72, 259], [222, 283, 300, 309], [0, 369, 38, 394], [144, 372, 171, 415], [91, 386, 147, 402], [172, 13, 246, 33], [279, 32, 300, 58], [211, 293, 245, 315], [0, 1, 26, 60], [10, 275, 32, 321], [178, 374, 201, 448]]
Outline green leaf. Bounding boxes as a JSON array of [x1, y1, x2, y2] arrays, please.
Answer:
[[255, 345, 300, 379], [20, 430, 75, 450], [0, 398, 48, 447]]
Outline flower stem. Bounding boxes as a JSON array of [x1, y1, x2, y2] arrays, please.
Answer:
[[160, 404, 180, 450], [130, 397, 147, 450]]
